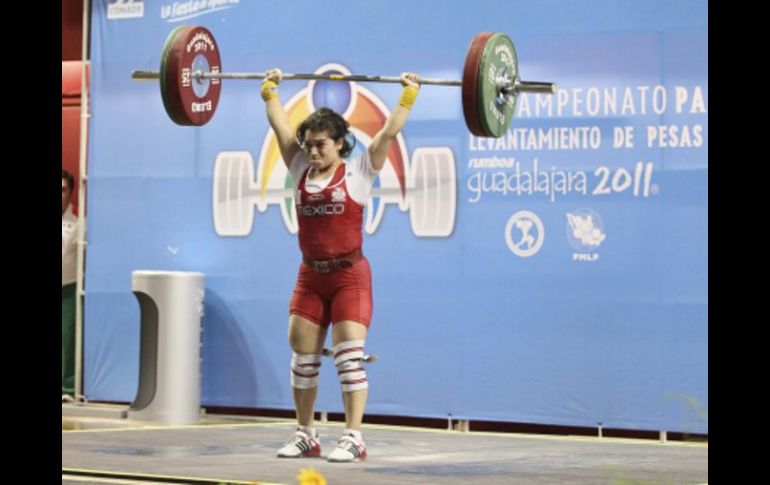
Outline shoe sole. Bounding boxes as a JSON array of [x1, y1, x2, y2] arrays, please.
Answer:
[[327, 450, 367, 463], [277, 448, 322, 458]]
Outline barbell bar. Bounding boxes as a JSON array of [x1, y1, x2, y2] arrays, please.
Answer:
[[131, 25, 556, 137], [132, 69, 553, 93]]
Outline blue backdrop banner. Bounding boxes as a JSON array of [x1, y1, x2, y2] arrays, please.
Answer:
[[84, 0, 707, 434]]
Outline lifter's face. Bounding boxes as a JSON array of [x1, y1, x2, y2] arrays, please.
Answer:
[[303, 130, 343, 171]]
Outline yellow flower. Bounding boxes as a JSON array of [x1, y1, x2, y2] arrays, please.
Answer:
[[297, 467, 327, 485]]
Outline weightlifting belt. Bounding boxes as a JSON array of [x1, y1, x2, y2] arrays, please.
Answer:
[[303, 248, 363, 274]]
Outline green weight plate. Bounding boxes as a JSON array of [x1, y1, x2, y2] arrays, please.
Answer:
[[476, 33, 518, 138], [159, 26, 188, 125]]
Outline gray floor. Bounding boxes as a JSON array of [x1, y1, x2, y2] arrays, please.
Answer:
[[62, 412, 708, 485]]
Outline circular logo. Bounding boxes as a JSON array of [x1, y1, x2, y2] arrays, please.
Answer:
[[505, 210, 545, 257], [311, 70, 352, 114], [566, 208, 606, 251]]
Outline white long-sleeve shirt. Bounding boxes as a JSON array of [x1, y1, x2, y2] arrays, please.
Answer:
[[62, 205, 79, 287]]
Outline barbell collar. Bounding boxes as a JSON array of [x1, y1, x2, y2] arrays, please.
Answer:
[[501, 80, 557, 95]]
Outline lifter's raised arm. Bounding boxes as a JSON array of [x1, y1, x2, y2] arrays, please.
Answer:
[[367, 73, 420, 171], [262, 68, 300, 168]]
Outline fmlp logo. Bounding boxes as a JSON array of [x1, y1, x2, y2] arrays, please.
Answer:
[[212, 64, 457, 238], [566, 208, 606, 262], [107, 0, 144, 20]]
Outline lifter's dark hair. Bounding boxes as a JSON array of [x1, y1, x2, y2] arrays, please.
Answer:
[[62, 169, 75, 192], [296, 107, 353, 158]]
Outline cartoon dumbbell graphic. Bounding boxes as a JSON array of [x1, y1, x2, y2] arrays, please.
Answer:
[[212, 147, 456, 237], [408, 147, 457, 237]]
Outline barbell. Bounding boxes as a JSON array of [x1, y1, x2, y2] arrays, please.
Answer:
[[131, 25, 556, 137]]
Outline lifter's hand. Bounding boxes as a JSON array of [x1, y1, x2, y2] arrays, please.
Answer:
[[400, 72, 420, 88], [399, 73, 420, 109], [265, 68, 283, 84], [261, 68, 282, 101]]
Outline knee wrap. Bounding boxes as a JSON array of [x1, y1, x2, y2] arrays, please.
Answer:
[[290, 352, 322, 389], [333, 340, 368, 392]]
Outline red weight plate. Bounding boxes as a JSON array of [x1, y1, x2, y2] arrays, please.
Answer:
[[160, 25, 222, 126], [461, 32, 495, 137]]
